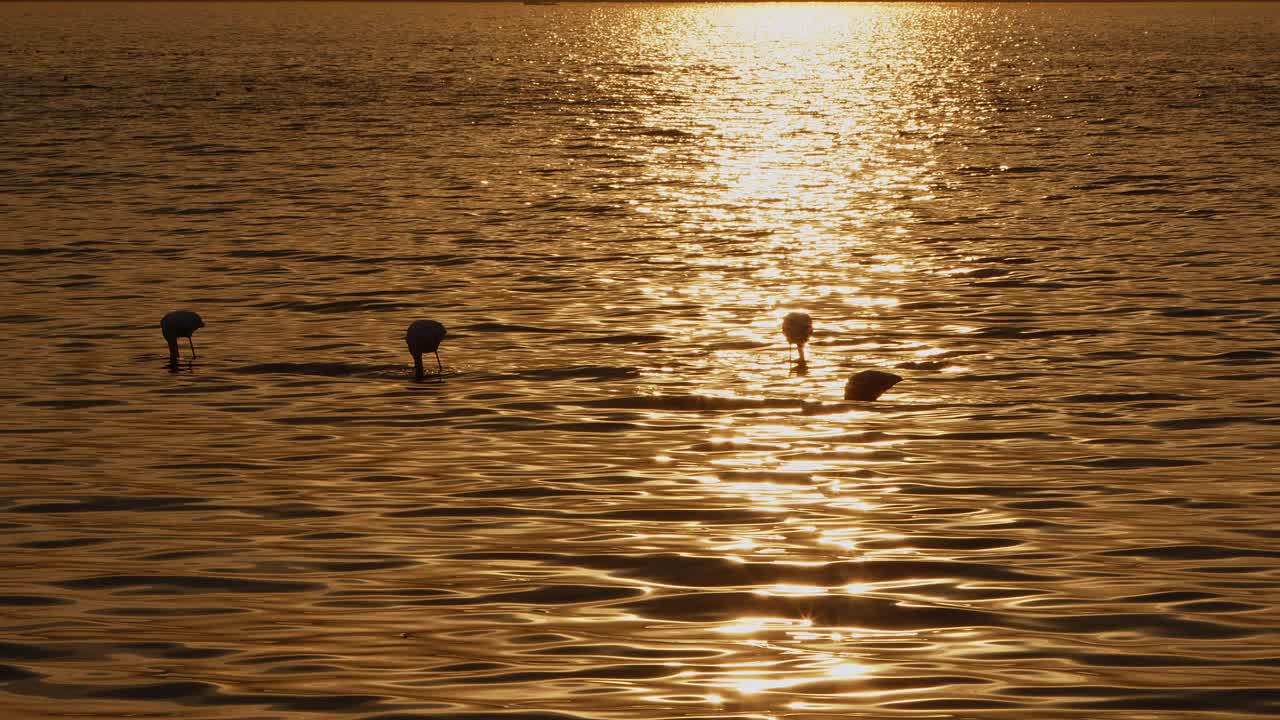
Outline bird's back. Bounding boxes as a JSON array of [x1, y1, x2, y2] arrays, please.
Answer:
[[406, 319, 447, 353], [161, 310, 204, 340], [782, 312, 812, 344]]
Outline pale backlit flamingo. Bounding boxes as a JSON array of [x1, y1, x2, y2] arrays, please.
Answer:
[[781, 311, 812, 368]]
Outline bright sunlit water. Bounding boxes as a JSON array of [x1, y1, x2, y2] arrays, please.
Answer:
[[2, 2, 1279, 718]]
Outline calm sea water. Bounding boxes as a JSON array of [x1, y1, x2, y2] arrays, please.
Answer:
[[2, 2, 1279, 718]]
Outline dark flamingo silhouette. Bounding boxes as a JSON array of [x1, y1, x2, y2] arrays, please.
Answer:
[[161, 310, 204, 365], [406, 320, 447, 380]]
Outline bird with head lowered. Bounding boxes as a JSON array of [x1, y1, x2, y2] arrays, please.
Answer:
[[161, 310, 204, 365], [406, 319, 447, 380], [781, 311, 812, 369]]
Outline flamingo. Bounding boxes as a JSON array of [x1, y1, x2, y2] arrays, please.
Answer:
[[781, 311, 812, 368], [844, 369, 902, 401], [161, 310, 204, 365], [406, 320, 447, 379]]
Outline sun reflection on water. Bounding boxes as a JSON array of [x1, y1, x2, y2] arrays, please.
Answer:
[[631, 4, 942, 248], [601, 2, 977, 421], [600, 5, 984, 712]]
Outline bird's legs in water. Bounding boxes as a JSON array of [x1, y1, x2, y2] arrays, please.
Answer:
[[412, 354, 443, 381], [789, 344, 809, 375], [788, 344, 808, 369], [187, 337, 197, 359], [167, 343, 194, 372]]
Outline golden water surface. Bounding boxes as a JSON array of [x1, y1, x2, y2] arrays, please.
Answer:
[[1, 2, 1278, 718]]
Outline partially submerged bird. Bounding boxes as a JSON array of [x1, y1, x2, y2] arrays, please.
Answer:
[[781, 311, 813, 368], [406, 319, 447, 380], [844, 369, 902, 401], [161, 310, 204, 365]]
